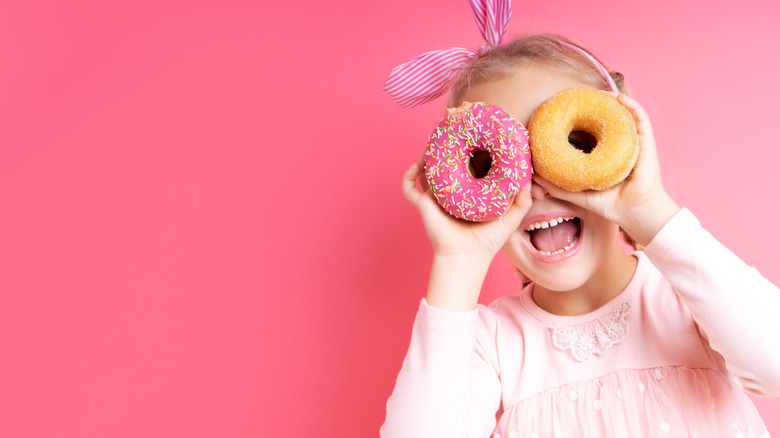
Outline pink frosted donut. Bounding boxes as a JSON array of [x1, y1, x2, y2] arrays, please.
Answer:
[[423, 102, 532, 222]]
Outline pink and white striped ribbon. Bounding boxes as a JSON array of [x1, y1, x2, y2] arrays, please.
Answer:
[[470, 0, 512, 46], [383, 0, 512, 108]]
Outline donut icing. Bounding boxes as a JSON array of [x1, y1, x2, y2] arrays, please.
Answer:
[[528, 87, 639, 192], [424, 102, 532, 222]]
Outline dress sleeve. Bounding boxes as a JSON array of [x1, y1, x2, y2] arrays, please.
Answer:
[[380, 298, 503, 438], [643, 208, 780, 397]]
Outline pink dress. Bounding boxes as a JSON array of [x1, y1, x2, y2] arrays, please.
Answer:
[[381, 209, 780, 437]]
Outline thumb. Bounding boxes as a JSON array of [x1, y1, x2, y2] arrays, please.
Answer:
[[532, 175, 588, 207], [499, 183, 533, 232], [533, 175, 620, 221]]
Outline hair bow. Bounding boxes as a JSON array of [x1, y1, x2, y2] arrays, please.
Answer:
[[383, 0, 512, 108]]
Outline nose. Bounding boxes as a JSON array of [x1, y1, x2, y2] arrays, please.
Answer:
[[530, 180, 548, 200]]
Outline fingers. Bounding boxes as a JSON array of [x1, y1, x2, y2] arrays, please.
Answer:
[[532, 175, 616, 219], [403, 162, 440, 220], [617, 93, 661, 165], [533, 176, 581, 205], [402, 163, 423, 205], [499, 183, 533, 230], [617, 93, 654, 139], [614, 94, 665, 189], [416, 154, 430, 192]]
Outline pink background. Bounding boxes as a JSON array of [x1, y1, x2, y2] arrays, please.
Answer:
[[0, 0, 778, 436]]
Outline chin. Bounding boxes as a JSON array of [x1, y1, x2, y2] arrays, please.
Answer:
[[503, 226, 616, 294], [502, 201, 627, 293], [525, 266, 592, 293]]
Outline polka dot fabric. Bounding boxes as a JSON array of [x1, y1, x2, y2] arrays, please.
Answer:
[[492, 366, 770, 437], [381, 211, 780, 437]]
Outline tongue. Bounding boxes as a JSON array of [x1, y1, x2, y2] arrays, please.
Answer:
[[530, 220, 579, 252]]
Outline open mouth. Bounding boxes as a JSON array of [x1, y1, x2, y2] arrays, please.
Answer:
[[525, 217, 582, 256]]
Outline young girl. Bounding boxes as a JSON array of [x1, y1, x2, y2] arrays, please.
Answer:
[[380, 28, 780, 438]]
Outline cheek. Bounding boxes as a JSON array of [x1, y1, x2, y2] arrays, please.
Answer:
[[585, 219, 623, 250], [501, 231, 529, 266]]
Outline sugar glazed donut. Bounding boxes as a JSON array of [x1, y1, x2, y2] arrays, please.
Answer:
[[528, 87, 639, 192], [424, 102, 532, 222]]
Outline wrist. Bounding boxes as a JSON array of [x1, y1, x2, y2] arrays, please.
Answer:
[[622, 193, 681, 247], [426, 254, 492, 311]]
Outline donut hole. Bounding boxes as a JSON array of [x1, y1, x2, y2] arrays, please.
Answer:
[[468, 150, 493, 179], [568, 130, 598, 154]]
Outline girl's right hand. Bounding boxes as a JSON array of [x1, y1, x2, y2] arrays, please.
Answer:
[[402, 160, 533, 262], [403, 160, 533, 311]]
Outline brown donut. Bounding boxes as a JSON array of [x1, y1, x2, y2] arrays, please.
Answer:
[[528, 87, 639, 192]]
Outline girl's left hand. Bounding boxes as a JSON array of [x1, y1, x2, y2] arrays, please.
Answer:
[[533, 93, 680, 247]]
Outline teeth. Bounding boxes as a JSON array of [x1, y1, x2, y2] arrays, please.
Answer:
[[538, 236, 579, 256], [524, 217, 580, 256], [525, 216, 575, 232]]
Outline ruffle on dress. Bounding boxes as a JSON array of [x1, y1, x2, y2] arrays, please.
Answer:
[[551, 302, 631, 362], [493, 366, 769, 438]]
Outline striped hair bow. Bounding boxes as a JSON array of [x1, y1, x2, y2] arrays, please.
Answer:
[[383, 0, 512, 108]]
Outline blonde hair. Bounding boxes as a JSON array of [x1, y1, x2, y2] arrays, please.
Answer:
[[447, 33, 628, 108], [446, 33, 640, 252]]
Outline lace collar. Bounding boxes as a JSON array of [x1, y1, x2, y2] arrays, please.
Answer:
[[519, 253, 649, 361], [551, 302, 631, 361]]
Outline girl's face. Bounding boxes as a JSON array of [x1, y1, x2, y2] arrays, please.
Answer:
[[461, 64, 632, 295]]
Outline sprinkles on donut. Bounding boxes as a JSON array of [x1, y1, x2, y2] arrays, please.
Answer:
[[424, 101, 532, 222]]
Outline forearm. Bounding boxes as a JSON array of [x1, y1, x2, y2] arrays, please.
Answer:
[[381, 300, 501, 437], [644, 209, 780, 396], [619, 191, 681, 247], [426, 254, 492, 311]]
